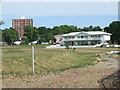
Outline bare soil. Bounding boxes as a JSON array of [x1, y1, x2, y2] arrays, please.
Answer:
[[2, 54, 118, 88]]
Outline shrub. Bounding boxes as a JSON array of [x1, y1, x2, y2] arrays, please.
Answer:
[[65, 45, 69, 50]]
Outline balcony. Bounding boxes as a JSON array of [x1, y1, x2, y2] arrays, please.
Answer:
[[63, 37, 102, 41]]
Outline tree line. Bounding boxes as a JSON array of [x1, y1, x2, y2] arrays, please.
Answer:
[[1, 21, 120, 45]]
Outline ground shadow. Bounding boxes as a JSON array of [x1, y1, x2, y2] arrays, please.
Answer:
[[98, 70, 120, 89]]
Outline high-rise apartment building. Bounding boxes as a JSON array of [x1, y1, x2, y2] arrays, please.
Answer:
[[12, 18, 33, 39]]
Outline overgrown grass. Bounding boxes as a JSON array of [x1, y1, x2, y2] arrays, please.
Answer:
[[2, 45, 118, 76], [101, 60, 108, 62]]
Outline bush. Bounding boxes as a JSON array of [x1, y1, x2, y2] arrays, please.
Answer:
[[65, 45, 69, 50], [73, 47, 76, 51], [20, 42, 28, 45]]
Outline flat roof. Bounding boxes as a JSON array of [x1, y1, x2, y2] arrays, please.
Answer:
[[61, 31, 111, 36]]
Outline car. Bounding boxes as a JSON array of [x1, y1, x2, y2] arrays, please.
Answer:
[[14, 41, 22, 45]]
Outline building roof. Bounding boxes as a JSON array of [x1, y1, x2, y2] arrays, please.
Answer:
[[83, 31, 111, 35], [61, 31, 111, 37], [61, 32, 80, 36]]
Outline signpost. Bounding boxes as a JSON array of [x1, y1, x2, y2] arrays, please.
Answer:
[[32, 46, 35, 74]]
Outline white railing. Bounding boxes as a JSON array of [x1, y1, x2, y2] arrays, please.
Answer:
[[63, 37, 102, 41]]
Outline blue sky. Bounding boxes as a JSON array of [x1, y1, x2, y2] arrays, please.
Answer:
[[1, 2, 118, 29]]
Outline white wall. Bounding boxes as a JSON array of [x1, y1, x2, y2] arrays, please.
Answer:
[[103, 35, 111, 41]]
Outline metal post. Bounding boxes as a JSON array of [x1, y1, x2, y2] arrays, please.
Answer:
[[32, 46, 35, 74]]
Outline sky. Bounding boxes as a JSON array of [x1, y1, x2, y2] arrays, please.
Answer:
[[1, 0, 119, 2], [0, 1, 119, 29]]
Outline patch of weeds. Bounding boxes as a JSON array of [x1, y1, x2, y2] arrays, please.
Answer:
[[44, 62, 95, 74], [2, 71, 32, 77], [101, 60, 108, 62], [109, 55, 113, 58], [4, 50, 24, 53], [2, 56, 31, 60], [96, 54, 101, 57], [107, 64, 112, 66]]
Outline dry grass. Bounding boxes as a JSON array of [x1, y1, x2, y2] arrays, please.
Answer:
[[2, 45, 118, 76]]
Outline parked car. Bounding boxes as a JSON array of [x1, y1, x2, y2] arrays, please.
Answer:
[[0, 42, 7, 46], [14, 41, 22, 45], [41, 42, 49, 45]]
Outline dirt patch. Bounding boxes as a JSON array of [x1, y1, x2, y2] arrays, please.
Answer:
[[2, 54, 118, 88]]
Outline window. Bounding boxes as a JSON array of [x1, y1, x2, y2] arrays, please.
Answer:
[[65, 37, 68, 39], [98, 35, 101, 38], [81, 36, 84, 38], [91, 35, 97, 38], [85, 36, 88, 38], [77, 36, 80, 38], [91, 35, 93, 38], [95, 35, 97, 37], [72, 36, 75, 38]]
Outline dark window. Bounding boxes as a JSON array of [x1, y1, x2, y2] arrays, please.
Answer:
[[91, 35, 97, 38], [81, 36, 84, 38], [72, 36, 75, 38], [85, 36, 88, 38], [77, 36, 80, 38], [98, 35, 101, 37]]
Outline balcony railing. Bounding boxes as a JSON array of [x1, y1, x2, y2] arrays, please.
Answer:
[[63, 37, 102, 41]]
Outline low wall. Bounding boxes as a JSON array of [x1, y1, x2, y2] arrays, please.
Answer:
[[46, 45, 96, 48]]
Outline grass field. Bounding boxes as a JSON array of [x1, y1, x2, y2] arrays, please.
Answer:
[[2, 45, 118, 76]]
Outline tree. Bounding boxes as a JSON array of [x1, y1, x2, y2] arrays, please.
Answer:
[[83, 27, 89, 31], [52, 25, 81, 35], [0, 30, 2, 42], [37, 27, 55, 42], [0, 21, 4, 25], [2, 28, 19, 45], [88, 25, 94, 31], [24, 26, 39, 43], [21, 38, 29, 44], [0, 21, 4, 42], [104, 21, 120, 44], [93, 26, 102, 31]]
